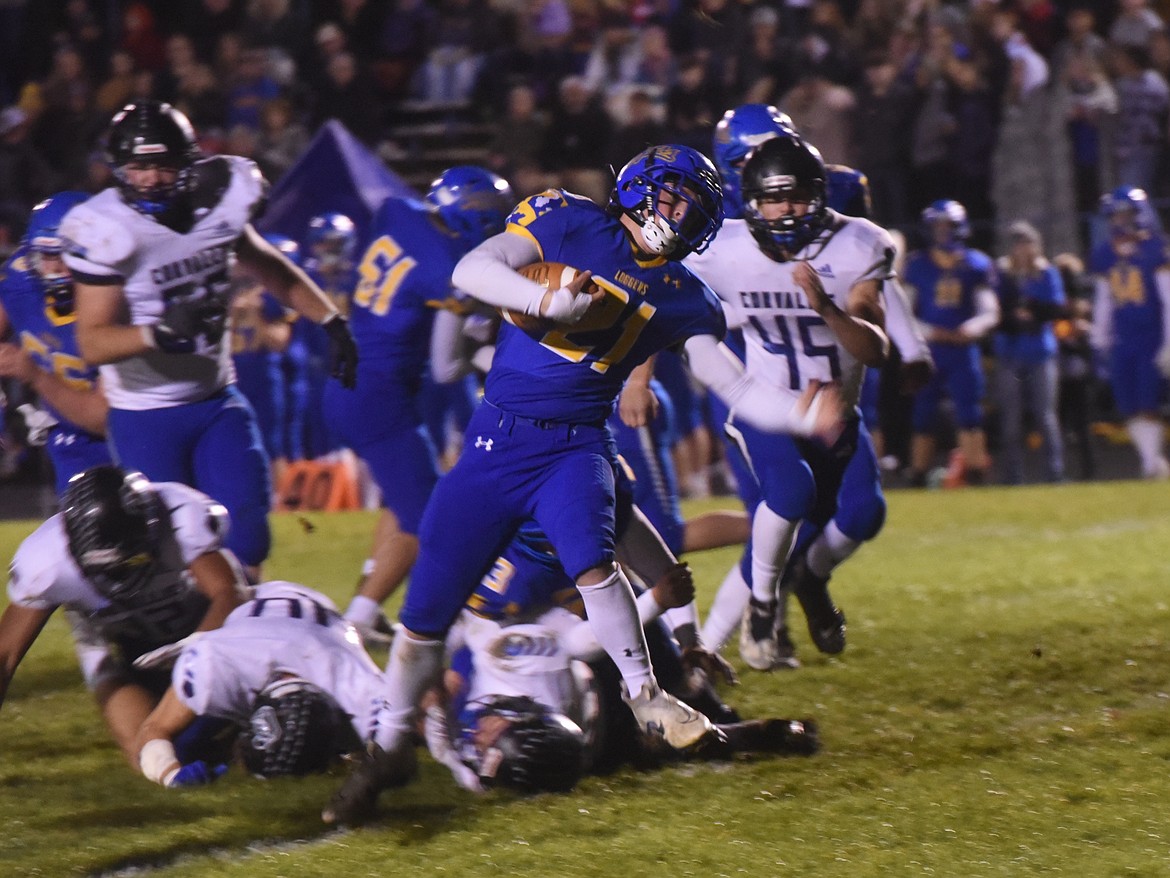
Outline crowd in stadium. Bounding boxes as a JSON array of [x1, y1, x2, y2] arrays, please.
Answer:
[[1, 0, 1170, 825]]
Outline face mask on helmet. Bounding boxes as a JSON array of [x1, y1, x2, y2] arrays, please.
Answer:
[[712, 104, 794, 219], [426, 166, 515, 249], [611, 145, 723, 259], [472, 695, 586, 794], [104, 101, 200, 218], [305, 213, 356, 274], [240, 677, 355, 778], [1100, 187, 1153, 241], [24, 191, 89, 314], [741, 135, 829, 259], [921, 200, 969, 250], [61, 465, 163, 601]]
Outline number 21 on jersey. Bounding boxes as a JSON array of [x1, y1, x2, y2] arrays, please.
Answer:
[[539, 275, 656, 374]]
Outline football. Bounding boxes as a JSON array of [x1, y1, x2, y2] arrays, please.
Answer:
[[502, 261, 589, 333]]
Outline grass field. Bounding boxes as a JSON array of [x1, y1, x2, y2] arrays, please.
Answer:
[[2, 481, 1170, 877]]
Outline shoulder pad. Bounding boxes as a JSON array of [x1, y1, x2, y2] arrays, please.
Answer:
[[60, 199, 136, 267], [506, 189, 575, 229], [189, 156, 268, 221]]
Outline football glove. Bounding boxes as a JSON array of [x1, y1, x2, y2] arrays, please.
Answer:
[[323, 313, 359, 389], [169, 760, 228, 788], [152, 294, 228, 353]]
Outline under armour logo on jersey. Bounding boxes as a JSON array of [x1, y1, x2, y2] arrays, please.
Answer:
[[475, 436, 494, 451], [815, 263, 835, 278]]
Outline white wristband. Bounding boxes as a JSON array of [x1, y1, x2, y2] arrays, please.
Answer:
[[140, 325, 158, 349], [140, 738, 180, 786]]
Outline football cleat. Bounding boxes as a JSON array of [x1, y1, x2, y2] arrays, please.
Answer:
[[624, 681, 718, 750], [321, 741, 417, 826], [739, 597, 781, 670], [774, 621, 801, 670], [790, 557, 846, 655]]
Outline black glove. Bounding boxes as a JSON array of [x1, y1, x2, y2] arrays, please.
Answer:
[[153, 291, 228, 353], [323, 313, 359, 389]]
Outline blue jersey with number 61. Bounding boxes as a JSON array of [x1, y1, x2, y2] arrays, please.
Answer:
[[490, 190, 725, 424]]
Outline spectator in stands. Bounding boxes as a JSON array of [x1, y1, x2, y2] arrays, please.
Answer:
[[665, 54, 721, 154], [95, 50, 139, 116], [1051, 7, 1108, 80], [1109, 44, 1169, 191], [376, 0, 439, 101], [734, 5, 799, 106], [419, 0, 499, 105], [582, 12, 640, 102], [1060, 53, 1116, 244], [608, 88, 667, 171], [240, 0, 310, 68], [256, 96, 308, 183], [1109, 0, 1166, 50], [0, 107, 58, 214], [539, 75, 612, 204], [61, 0, 109, 80], [120, 1, 167, 73], [173, 62, 229, 136], [630, 25, 675, 98], [852, 53, 917, 228], [780, 59, 857, 166], [993, 221, 1067, 484], [313, 51, 383, 145], [225, 47, 281, 132], [179, 0, 246, 65], [486, 82, 547, 197], [154, 34, 200, 104], [333, 0, 386, 67]]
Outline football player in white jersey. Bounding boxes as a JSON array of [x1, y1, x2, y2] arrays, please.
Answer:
[[133, 581, 388, 787], [59, 101, 359, 577], [0, 465, 248, 765], [685, 133, 891, 671]]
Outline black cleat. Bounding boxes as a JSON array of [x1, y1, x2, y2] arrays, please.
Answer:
[[322, 742, 417, 826], [720, 718, 820, 756], [791, 558, 846, 655]]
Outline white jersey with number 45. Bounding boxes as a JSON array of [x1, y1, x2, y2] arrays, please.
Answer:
[[60, 156, 265, 410], [686, 213, 895, 410]]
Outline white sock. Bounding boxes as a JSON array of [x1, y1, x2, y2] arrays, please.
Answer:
[[576, 567, 656, 695], [750, 502, 797, 604], [1128, 418, 1166, 474], [344, 593, 382, 627], [371, 635, 444, 752], [805, 521, 861, 580], [701, 562, 751, 651]]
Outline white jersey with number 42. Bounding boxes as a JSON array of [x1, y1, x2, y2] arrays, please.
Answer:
[[60, 156, 265, 410], [686, 213, 895, 410]]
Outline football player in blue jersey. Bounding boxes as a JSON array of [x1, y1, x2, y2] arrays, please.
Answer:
[[903, 200, 999, 487], [0, 192, 112, 495], [322, 144, 842, 825], [288, 211, 356, 461], [1090, 187, 1170, 478], [322, 166, 515, 642], [61, 101, 358, 577], [229, 234, 294, 476]]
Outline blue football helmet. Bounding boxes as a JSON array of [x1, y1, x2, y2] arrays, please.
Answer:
[[825, 165, 872, 220], [305, 212, 356, 274], [24, 190, 89, 313], [712, 104, 794, 218], [1099, 186, 1156, 238], [610, 144, 724, 258], [426, 166, 515, 248], [263, 232, 301, 267], [104, 100, 201, 217], [741, 133, 829, 258], [921, 199, 969, 247]]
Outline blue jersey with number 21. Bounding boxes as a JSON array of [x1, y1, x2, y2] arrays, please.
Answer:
[[489, 190, 725, 423]]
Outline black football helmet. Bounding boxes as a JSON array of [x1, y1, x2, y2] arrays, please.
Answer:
[[475, 695, 586, 794], [103, 100, 201, 217], [741, 133, 830, 259], [61, 465, 164, 601], [241, 677, 355, 777]]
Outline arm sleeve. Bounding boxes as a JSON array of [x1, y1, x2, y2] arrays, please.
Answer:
[[682, 334, 823, 436], [883, 277, 932, 363], [1090, 276, 1113, 353], [429, 308, 470, 384], [958, 286, 1001, 339], [449, 232, 549, 316]]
